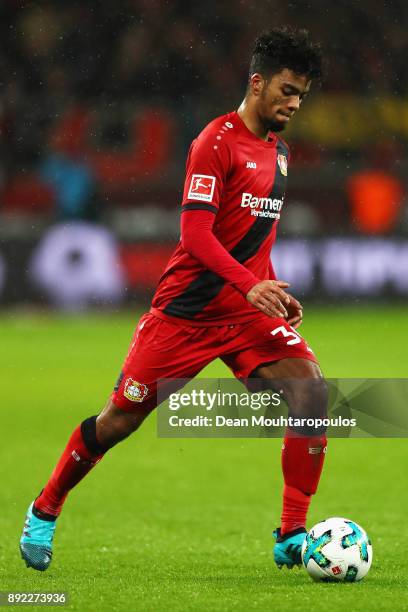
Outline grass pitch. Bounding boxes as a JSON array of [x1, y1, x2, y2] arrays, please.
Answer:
[[0, 306, 407, 611]]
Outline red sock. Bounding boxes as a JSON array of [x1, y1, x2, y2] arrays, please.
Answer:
[[280, 433, 327, 535], [34, 424, 104, 517]]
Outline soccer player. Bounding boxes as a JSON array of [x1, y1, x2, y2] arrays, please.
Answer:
[[20, 27, 327, 571]]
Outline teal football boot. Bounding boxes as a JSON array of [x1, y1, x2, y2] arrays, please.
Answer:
[[20, 502, 57, 571], [273, 527, 307, 568]]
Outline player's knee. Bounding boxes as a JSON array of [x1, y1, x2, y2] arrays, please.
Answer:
[[286, 377, 328, 417], [96, 400, 150, 448], [284, 377, 329, 436]]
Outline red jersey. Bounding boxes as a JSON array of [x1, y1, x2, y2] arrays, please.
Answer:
[[151, 110, 290, 326]]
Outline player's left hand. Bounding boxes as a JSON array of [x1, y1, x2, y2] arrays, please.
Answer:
[[285, 294, 303, 328]]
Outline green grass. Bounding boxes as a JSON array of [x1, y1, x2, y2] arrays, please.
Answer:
[[1, 306, 407, 611]]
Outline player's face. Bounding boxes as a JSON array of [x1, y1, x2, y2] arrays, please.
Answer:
[[256, 68, 311, 132]]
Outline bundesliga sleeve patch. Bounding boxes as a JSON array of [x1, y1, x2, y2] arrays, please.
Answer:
[[187, 174, 216, 202]]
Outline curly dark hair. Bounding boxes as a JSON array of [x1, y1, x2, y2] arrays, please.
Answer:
[[250, 27, 323, 82]]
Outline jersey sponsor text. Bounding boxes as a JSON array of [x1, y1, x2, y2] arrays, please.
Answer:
[[240, 192, 283, 219]]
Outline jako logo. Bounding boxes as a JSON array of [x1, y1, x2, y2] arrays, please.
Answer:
[[246, 161, 257, 169]]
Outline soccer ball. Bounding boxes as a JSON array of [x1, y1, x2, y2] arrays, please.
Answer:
[[302, 517, 373, 582]]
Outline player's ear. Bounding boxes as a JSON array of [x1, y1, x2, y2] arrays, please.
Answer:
[[249, 73, 265, 97]]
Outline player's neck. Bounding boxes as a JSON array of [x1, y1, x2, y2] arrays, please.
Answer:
[[237, 101, 269, 141]]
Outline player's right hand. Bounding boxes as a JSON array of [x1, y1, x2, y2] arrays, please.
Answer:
[[246, 280, 291, 318]]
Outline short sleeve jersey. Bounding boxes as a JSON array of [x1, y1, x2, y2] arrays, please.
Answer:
[[151, 111, 290, 326]]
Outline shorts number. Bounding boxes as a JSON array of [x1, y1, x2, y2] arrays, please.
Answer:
[[271, 325, 301, 345]]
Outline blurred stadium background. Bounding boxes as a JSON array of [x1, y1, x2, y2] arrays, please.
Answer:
[[1, 0, 408, 310], [2, 4, 408, 609]]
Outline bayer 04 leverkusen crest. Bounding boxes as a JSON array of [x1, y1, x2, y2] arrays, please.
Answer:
[[277, 154, 288, 176], [124, 378, 149, 402]]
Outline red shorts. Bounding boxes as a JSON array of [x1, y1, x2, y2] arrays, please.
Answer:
[[112, 312, 318, 413]]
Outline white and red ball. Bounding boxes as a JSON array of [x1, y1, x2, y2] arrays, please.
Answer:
[[302, 517, 373, 582]]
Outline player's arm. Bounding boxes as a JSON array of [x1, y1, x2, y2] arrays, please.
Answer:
[[181, 130, 290, 318], [182, 210, 290, 317]]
